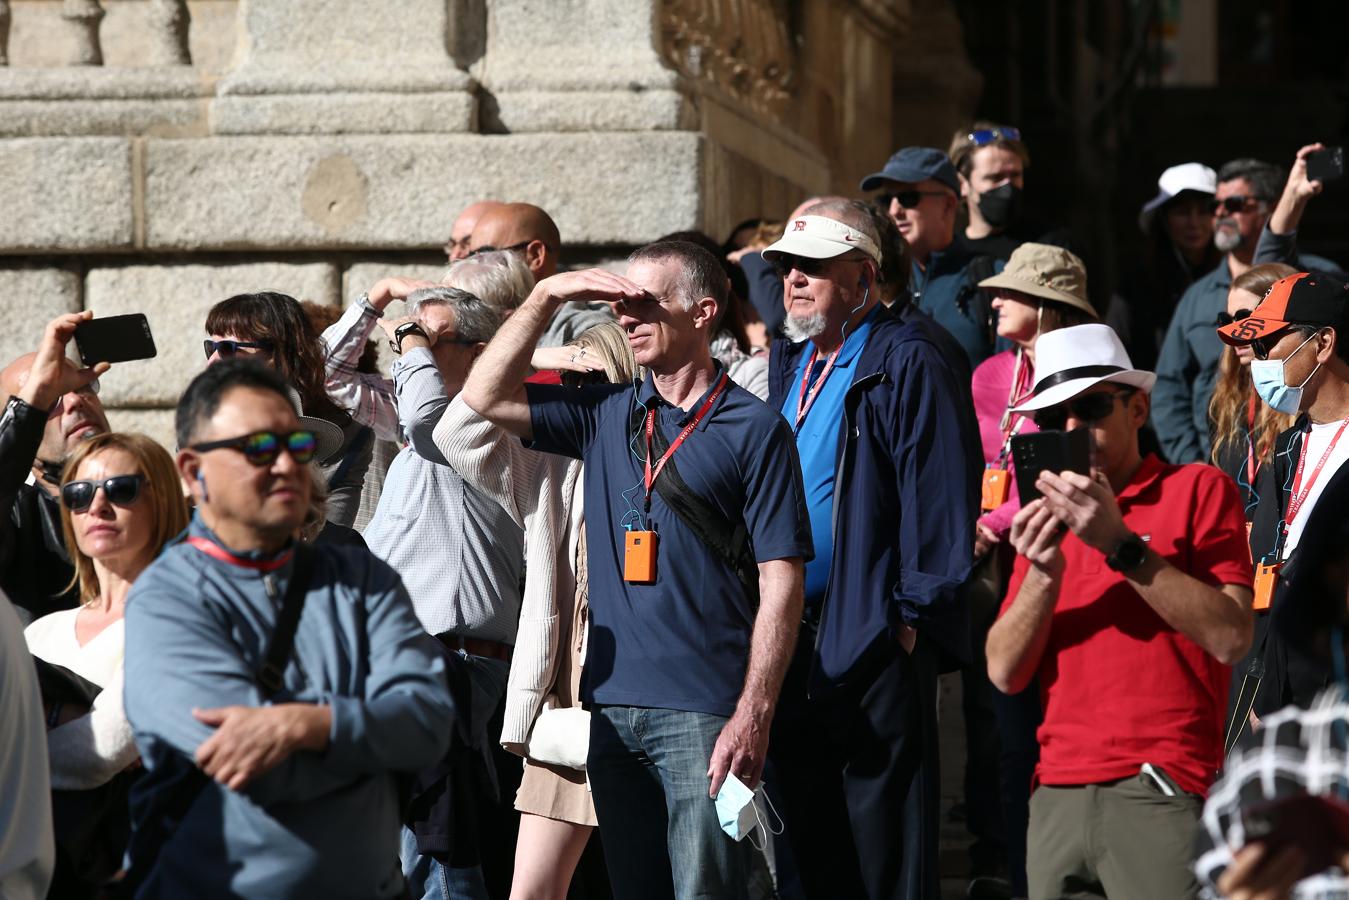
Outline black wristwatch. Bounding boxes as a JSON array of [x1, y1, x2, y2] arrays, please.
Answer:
[[1105, 532, 1148, 573], [390, 322, 429, 355]]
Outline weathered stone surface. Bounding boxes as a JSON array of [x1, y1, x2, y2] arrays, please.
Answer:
[[105, 407, 177, 452], [85, 262, 339, 406], [0, 69, 211, 138], [143, 133, 704, 250], [0, 138, 134, 253], [0, 267, 81, 366], [211, 92, 476, 136]]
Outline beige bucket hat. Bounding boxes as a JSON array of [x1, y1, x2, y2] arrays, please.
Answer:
[[977, 242, 1096, 318]]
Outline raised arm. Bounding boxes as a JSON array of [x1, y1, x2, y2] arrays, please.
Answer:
[[463, 269, 648, 438], [1267, 143, 1326, 239]]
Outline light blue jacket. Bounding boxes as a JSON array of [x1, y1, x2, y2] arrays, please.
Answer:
[[123, 518, 454, 899]]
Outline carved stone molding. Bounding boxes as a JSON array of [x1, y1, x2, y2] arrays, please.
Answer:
[[146, 0, 191, 66], [0, 1, 10, 66], [62, 0, 106, 66], [659, 0, 798, 119]]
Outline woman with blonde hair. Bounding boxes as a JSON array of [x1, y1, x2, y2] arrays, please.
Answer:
[[25, 431, 189, 892], [434, 321, 638, 900], [1209, 262, 1299, 515]]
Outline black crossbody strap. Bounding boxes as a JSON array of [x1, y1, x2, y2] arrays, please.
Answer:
[[258, 542, 314, 698], [630, 403, 759, 602]]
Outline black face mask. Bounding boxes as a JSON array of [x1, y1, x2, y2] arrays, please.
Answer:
[[977, 183, 1024, 229]]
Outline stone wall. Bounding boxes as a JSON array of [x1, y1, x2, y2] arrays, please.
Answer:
[[1, 0, 977, 448]]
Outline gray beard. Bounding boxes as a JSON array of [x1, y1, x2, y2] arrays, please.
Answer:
[[783, 312, 827, 342], [1214, 220, 1242, 253]]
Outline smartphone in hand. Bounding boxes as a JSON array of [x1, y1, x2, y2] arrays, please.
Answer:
[[1306, 146, 1344, 183], [73, 314, 157, 366], [1011, 428, 1092, 505]]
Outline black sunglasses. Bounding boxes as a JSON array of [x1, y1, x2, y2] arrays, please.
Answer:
[[1249, 327, 1320, 361], [1032, 388, 1136, 432], [466, 241, 531, 258], [875, 190, 948, 210], [1214, 308, 1252, 327], [204, 339, 275, 360], [1209, 195, 1259, 216], [768, 253, 867, 279], [62, 474, 144, 512], [190, 429, 319, 466]]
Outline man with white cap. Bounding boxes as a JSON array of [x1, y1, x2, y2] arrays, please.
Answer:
[[762, 199, 980, 900], [1109, 162, 1219, 373], [986, 323, 1253, 898]]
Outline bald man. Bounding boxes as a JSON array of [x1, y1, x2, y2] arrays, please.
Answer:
[[469, 202, 613, 346], [0, 312, 109, 621], [444, 200, 502, 263]]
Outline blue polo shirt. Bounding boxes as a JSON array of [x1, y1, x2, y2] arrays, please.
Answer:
[[780, 308, 876, 605], [526, 367, 813, 717]]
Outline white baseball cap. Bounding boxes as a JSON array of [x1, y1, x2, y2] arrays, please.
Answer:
[[762, 215, 882, 265], [1138, 162, 1216, 234]]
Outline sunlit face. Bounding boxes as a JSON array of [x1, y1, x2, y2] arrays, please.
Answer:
[[992, 289, 1041, 344], [1213, 177, 1267, 254], [1046, 383, 1147, 483], [617, 259, 711, 371], [68, 447, 155, 566], [875, 177, 957, 261], [1226, 287, 1263, 364], [779, 254, 873, 344], [417, 304, 480, 399]]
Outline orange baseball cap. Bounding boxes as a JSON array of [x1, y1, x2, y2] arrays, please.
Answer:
[[1217, 271, 1349, 345]]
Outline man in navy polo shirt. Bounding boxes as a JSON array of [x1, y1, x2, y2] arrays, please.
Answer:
[[763, 200, 980, 899], [463, 240, 812, 900]]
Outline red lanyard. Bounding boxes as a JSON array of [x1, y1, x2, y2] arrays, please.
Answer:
[[1285, 416, 1349, 525], [795, 347, 840, 429], [186, 536, 293, 572], [644, 372, 729, 507]]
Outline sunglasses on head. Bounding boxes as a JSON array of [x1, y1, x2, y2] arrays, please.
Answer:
[[1032, 388, 1135, 432], [190, 429, 319, 466], [966, 126, 1022, 147], [768, 253, 867, 280], [875, 190, 948, 210], [62, 474, 144, 512], [466, 240, 531, 258], [1209, 195, 1259, 216], [204, 339, 275, 360]]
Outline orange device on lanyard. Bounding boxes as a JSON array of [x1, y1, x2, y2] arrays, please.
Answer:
[[1254, 416, 1349, 611], [983, 350, 1032, 512], [625, 372, 730, 585]]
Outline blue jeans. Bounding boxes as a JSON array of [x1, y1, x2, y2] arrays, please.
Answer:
[[588, 705, 752, 900], [399, 825, 489, 900]]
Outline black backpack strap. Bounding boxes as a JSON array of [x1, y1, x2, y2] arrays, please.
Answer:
[[258, 542, 314, 698], [629, 402, 759, 603]]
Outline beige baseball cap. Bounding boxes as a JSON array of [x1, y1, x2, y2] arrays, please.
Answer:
[[977, 243, 1096, 318]]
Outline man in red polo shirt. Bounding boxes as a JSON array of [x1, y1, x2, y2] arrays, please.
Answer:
[[986, 323, 1253, 899]]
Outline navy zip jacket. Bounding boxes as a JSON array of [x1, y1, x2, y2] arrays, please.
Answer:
[[769, 305, 980, 693]]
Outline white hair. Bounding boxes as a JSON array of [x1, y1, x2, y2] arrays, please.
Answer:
[[441, 250, 535, 314]]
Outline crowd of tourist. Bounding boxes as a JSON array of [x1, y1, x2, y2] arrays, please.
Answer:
[[4, 123, 1349, 900]]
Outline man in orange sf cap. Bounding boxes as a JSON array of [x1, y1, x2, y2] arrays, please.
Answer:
[[1218, 270, 1349, 737]]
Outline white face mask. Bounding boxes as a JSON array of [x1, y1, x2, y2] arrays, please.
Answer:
[[1250, 330, 1321, 415], [714, 773, 783, 848]]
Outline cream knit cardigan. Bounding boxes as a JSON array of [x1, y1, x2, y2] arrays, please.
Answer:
[[432, 395, 583, 752]]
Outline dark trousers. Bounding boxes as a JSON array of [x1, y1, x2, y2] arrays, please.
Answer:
[[992, 683, 1041, 897], [960, 571, 1009, 878], [770, 628, 940, 900]]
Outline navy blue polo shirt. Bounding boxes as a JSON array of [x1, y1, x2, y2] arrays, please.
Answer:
[[526, 367, 813, 717]]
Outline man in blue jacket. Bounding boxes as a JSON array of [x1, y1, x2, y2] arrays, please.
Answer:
[[124, 360, 455, 899], [762, 201, 980, 899]]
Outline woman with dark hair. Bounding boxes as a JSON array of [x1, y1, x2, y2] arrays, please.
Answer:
[[205, 291, 372, 527], [1110, 163, 1222, 372]]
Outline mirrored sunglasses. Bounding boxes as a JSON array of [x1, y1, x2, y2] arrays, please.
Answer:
[[189, 429, 319, 466], [967, 126, 1022, 146]]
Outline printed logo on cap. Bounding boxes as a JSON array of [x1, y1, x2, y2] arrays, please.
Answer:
[[792, 220, 806, 231], [1229, 317, 1270, 342]]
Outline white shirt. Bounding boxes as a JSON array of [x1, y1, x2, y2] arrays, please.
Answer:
[[1283, 418, 1349, 557]]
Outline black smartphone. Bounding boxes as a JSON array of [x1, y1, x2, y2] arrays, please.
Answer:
[[73, 314, 157, 366], [1306, 146, 1344, 183], [1011, 428, 1092, 505]]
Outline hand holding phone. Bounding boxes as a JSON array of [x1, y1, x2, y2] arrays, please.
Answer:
[[1305, 146, 1343, 184], [1011, 429, 1092, 505], [73, 314, 157, 366]]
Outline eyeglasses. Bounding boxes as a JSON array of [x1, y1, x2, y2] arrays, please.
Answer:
[[444, 236, 470, 256], [204, 339, 275, 360], [466, 241, 532, 258], [768, 253, 867, 279], [1215, 308, 1252, 327], [1032, 388, 1135, 431], [62, 474, 144, 512], [966, 126, 1022, 147], [189, 430, 319, 466], [875, 190, 948, 210], [46, 379, 100, 419], [1209, 195, 1259, 216]]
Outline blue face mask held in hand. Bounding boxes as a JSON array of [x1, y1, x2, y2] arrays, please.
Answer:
[[715, 773, 783, 848]]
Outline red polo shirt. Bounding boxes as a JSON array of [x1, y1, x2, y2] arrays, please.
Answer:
[[1000, 455, 1253, 796]]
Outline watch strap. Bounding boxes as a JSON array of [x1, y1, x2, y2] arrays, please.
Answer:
[[391, 322, 429, 355]]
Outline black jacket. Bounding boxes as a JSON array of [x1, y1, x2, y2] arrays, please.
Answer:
[[0, 396, 78, 619]]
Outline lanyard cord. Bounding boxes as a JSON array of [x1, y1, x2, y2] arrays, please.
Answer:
[[643, 371, 730, 511]]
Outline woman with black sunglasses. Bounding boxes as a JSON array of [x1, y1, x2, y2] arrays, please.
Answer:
[[1208, 263, 1298, 516], [24, 431, 189, 896]]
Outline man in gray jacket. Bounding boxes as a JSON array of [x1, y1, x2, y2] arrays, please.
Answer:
[[124, 360, 454, 899]]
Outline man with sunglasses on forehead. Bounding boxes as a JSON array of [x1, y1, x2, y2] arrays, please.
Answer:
[[0, 311, 110, 623], [986, 322, 1253, 898], [1154, 158, 1338, 465], [762, 201, 979, 899], [860, 146, 1007, 368], [1217, 272, 1349, 732], [122, 359, 454, 899]]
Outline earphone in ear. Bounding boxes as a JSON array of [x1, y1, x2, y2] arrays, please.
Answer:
[[195, 471, 209, 503]]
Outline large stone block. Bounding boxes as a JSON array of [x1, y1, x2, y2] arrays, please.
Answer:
[[0, 70, 211, 138], [85, 262, 339, 406], [0, 268, 82, 367], [105, 408, 177, 453], [0, 138, 134, 253], [143, 132, 704, 250], [211, 93, 476, 136]]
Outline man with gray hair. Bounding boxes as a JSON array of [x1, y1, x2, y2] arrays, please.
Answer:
[[354, 284, 526, 900]]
